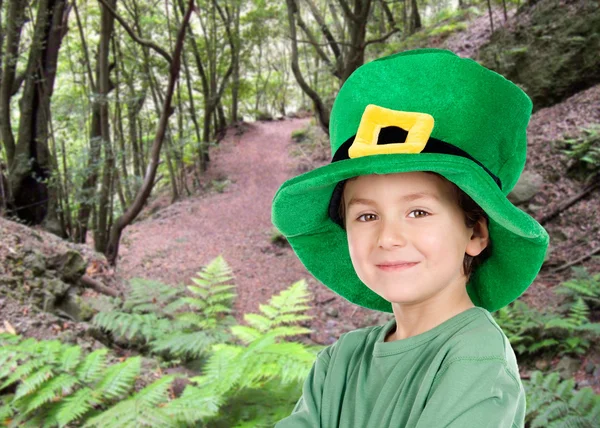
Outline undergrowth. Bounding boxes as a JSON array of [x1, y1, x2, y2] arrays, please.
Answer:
[[0, 256, 320, 427]]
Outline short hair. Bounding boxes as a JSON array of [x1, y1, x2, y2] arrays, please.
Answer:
[[336, 172, 492, 281]]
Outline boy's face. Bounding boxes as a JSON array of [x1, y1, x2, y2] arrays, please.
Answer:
[[343, 171, 488, 307]]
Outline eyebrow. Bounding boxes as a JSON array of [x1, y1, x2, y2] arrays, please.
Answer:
[[346, 192, 440, 209]]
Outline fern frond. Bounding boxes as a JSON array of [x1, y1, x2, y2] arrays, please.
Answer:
[[524, 370, 600, 427], [124, 278, 181, 312], [0, 394, 16, 423], [14, 365, 54, 400], [60, 345, 82, 372], [150, 331, 217, 358], [229, 325, 261, 344], [194, 343, 243, 394], [76, 349, 108, 384], [163, 384, 224, 425], [22, 373, 79, 415], [93, 356, 140, 401], [50, 387, 102, 427], [82, 376, 176, 428], [0, 359, 46, 390]]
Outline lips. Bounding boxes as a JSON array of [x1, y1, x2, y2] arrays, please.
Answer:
[[377, 261, 417, 267], [376, 261, 419, 271]]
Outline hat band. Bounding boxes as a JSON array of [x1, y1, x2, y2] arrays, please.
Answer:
[[330, 126, 503, 190]]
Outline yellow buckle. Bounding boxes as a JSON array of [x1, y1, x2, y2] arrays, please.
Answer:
[[348, 104, 434, 158]]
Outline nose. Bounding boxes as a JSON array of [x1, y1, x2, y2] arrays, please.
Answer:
[[377, 217, 407, 249]]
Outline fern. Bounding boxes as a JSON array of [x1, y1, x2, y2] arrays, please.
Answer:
[[0, 334, 139, 427], [559, 123, 600, 181], [1, 261, 326, 427], [193, 279, 319, 398], [554, 266, 600, 310], [123, 278, 181, 313], [92, 255, 238, 361], [524, 370, 600, 427], [493, 287, 600, 359], [82, 376, 176, 428]]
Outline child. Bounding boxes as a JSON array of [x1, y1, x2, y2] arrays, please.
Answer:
[[271, 48, 549, 427]]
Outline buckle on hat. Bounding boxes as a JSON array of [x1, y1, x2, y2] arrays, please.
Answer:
[[348, 105, 434, 158]]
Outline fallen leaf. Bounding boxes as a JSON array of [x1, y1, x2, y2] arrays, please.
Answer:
[[3, 320, 17, 335]]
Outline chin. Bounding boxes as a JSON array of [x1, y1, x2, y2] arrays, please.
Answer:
[[374, 288, 425, 305]]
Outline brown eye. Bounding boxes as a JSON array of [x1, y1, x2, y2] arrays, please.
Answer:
[[409, 210, 430, 218], [357, 214, 377, 222]]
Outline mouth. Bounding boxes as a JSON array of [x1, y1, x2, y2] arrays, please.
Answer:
[[376, 262, 419, 272]]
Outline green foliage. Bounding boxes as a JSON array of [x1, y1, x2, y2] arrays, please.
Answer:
[[291, 129, 308, 143], [523, 370, 600, 427], [270, 226, 288, 246], [0, 262, 321, 427], [554, 266, 600, 311], [189, 279, 321, 427], [92, 255, 237, 360], [559, 124, 600, 181], [210, 178, 231, 193], [0, 334, 143, 427], [428, 22, 468, 37], [492, 268, 600, 359]]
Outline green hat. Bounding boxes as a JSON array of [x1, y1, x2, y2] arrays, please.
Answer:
[[271, 48, 550, 313]]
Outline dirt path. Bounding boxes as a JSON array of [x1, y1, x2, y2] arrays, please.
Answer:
[[117, 118, 385, 345]]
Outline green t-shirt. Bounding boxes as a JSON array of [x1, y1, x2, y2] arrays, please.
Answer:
[[276, 306, 525, 428]]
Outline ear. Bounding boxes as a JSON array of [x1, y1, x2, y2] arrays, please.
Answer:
[[465, 217, 489, 257]]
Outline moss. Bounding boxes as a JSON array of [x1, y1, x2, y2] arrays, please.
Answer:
[[478, 0, 600, 110], [291, 129, 308, 143]]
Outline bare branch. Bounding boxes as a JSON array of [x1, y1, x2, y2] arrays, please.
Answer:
[[286, 0, 329, 134], [378, 0, 396, 28], [294, 7, 334, 68], [96, 0, 172, 64], [303, 0, 342, 60], [337, 0, 360, 23], [364, 27, 399, 46], [73, 0, 96, 92]]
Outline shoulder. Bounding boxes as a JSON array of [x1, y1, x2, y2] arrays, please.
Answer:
[[439, 307, 521, 385], [320, 321, 386, 359]]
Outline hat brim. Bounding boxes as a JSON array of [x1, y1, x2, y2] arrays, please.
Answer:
[[271, 153, 550, 313]]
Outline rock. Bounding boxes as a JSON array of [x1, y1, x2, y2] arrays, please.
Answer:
[[550, 230, 569, 243], [55, 290, 96, 322], [535, 359, 550, 371], [326, 307, 339, 318], [478, 0, 600, 110], [527, 203, 543, 213], [556, 356, 580, 380], [48, 250, 86, 283], [23, 250, 46, 276], [507, 171, 544, 205], [584, 361, 596, 375], [45, 277, 71, 297]]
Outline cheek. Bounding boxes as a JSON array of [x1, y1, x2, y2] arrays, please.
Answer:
[[347, 228, 369, 261]]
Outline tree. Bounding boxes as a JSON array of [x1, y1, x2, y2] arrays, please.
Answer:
[[285, 0, 398, 134], [0, 0, 71, 236]]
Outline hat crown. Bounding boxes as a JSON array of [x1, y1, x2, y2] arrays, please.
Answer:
[[329, 48, 533, 194]]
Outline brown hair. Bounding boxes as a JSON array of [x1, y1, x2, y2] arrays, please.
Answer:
[[337, 172, 492, 281]]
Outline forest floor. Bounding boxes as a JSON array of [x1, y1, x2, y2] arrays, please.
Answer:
[[1, 5, 599, 395]]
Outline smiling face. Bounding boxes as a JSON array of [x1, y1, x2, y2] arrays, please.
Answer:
[[342, 171, 489, 309]]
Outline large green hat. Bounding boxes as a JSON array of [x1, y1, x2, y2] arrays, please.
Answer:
[[271, 48, 550, 313]]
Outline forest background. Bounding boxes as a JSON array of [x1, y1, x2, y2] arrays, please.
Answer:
[[0, 0, 599, 426]]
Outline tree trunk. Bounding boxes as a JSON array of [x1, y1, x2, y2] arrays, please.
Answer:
[[105, 0, 195, 266], [486, 0, 495, 33], [76, 0, 116, 246], [409, 0, 421, 34], [1, 0, 69, 237]]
